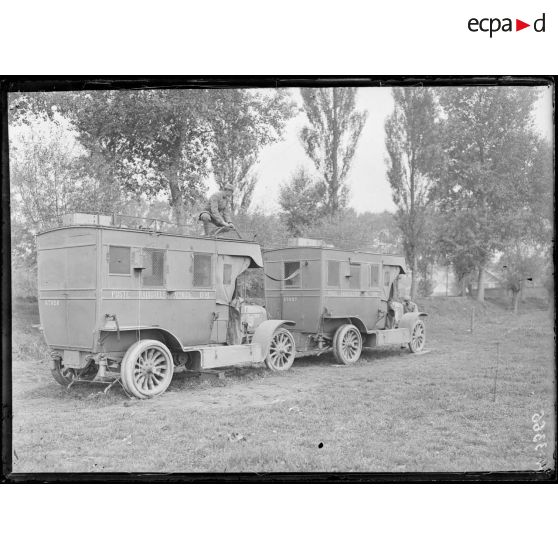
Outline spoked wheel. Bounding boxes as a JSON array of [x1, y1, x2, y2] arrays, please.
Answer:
[[333, 324, 363, 365], [121, 340, 174, 399], [409, 320, 426, 353], [265, 327, 296, 372]]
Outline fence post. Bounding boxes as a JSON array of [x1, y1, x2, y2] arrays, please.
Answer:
[[470, 307, 475, 333], [493, 341, 500, 402]]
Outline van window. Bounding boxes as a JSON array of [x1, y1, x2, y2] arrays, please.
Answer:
[[370, 264, 380, 287], [349, 263, 361, 289], [109, 246, 130, 275], [327, 260, 340, 287], [193, 253, 213, 287], [143, 249, 165, 286], [284, 261, 301, 288]]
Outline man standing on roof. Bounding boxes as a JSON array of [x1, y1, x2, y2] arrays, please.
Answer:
[[199, 185, 235, 236]]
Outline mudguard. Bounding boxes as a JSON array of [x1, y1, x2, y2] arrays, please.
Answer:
[[252, 319, 295, 357], [398, 311, 427, 332]]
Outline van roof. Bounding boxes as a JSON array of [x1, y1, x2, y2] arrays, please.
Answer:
[[37, 224, 264, 268]]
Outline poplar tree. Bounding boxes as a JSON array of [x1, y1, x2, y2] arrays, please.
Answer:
[[385, 87, 441, 299], [299, 88, 367, 216]]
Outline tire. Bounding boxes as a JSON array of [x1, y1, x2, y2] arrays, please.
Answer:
[[121, 340, 174, 399], [51, 360, 98, 386], [264, 327, 296, 372], [51, 363, 76, 386], [408, 320, 426, 353], [333, 324, 363, 365]]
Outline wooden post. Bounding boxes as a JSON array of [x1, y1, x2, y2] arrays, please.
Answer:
[[493, 342, 500, 402], [470, 307, 475, 333]]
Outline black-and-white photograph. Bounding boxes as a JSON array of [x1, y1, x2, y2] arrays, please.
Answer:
[[3, 79, 555, 475]]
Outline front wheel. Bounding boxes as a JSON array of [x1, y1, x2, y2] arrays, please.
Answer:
[[409, 320, 426, 353], [121, 340, 174, 399], [265, 327, 296, 372], [333, 324, 363, 365]]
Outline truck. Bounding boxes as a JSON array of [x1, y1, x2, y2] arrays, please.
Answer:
[[263, 240, 427, 364], [37, 215, 427, 398], [37, 213, 295, 399]]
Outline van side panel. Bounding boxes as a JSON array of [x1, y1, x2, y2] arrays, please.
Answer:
[[37, 229, 97, 350], [263, 246, 406, 335], [99, 229, 219, 349]]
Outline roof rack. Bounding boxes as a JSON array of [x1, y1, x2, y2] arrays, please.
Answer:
[[37, 212, 258, 241]]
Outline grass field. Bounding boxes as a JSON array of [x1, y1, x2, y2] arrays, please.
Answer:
[[9, 296, 555, 473]]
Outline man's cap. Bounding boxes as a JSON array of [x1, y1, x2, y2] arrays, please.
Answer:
[[403, 296, 410, 301], [223, 184, 234, 192]]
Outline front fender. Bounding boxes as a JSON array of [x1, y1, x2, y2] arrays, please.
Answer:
[[252, 319, 295, 357], [398, 311, 427, 332]]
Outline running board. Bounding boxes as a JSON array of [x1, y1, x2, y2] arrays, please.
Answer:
[[364, 328, 411, 348], [198, 343, 264, 369]]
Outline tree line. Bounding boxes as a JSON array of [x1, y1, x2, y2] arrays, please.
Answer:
[[384, 87, 552, 308], [9, 86, 553, 310], [279, 86, 552, 309]]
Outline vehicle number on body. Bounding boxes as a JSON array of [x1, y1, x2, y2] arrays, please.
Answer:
[[284, 297, 298, 302], [44, 300, 60, 306]]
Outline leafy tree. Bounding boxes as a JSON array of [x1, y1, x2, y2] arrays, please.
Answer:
[[10, 112, 84, 225], [498, 244, 544, 314], [9, 110, 121, 237], [208, 89, 296, 212], [385, 88, 441, 299], [493, 136, 553, 309], [436, 86, 539, 302], [8, 109, 121, 297], [278, 167, 325, 235], [299, 88, 368, 215], [50, 90, 215, 225], [436, 206, 492, 297], [520, 138, 553, 249]]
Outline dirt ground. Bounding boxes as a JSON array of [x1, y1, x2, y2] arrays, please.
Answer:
[[9, 297, 556, 473]]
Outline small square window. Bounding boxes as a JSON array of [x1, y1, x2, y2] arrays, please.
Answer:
[[327, 261, 340, 287], [284, 261, 301, 288], [370, 264, 380, 287], [109, 246, 130, 275], [223, 264, 232, 285], [143, 249, 165, 286], [349, 263, 361, 289], [194, 254, 213, 287]]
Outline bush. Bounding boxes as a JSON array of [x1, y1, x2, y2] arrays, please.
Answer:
[[418, 276, 435, 297], [12, 264, 38, 299]]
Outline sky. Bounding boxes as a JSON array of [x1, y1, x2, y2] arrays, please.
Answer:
[[219, 85, 553, 216]]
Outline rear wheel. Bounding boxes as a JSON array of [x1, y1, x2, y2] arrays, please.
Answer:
[[409, 320, 426, 353], [265, 327, 296, 372], [51, 363, 76, 386], [51, 361, 97, 385], [121, 340, 174, 399], [333, 324, 362, 365]]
